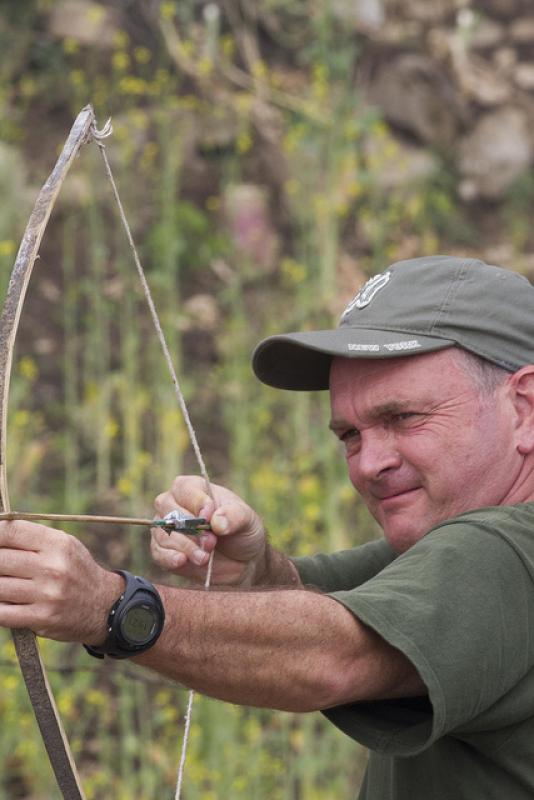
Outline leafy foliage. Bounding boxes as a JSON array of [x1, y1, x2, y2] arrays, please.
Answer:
[[0, 1, 524, 797]]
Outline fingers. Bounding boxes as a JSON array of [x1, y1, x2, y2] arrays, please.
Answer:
[[0, 576, 33, 604], [0, 601, 41, 631], [155, 476, 261, 539], [152, 476, 219, 574], [155, 475, 216, 519], [150, 526, 215, 570], [209, 501, 260, 538], [0, 546, 40, 579], [152, 477, 218, 574], [0, 519, 54, 551], [151, 476, 268, 587]]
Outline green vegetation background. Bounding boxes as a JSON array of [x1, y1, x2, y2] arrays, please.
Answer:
[[0, 1, 529, 798]]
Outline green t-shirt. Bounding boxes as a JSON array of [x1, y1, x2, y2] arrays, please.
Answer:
[[294, 503, 534, 799]]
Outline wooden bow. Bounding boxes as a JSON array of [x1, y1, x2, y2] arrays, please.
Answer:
[[0, 105, 97, 799]]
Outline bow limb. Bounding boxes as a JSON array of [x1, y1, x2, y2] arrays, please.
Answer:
[[0, 105, 95, 799]]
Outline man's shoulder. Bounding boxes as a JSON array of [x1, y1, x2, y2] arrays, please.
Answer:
[[430, 501, 534, 532], [422, 501, 534, 566]]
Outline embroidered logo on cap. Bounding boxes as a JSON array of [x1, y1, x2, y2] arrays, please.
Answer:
[[347, 339, 421, 353], [341, 271, 391, 320]]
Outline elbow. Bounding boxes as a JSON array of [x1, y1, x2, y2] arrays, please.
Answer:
[[278, 659, 359, 713]]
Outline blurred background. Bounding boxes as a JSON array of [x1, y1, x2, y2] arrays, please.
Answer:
[[0, 0, 533, 797]]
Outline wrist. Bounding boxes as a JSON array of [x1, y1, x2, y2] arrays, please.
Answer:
[[86, 569, 124, 647], [251, 543, 300, 587]]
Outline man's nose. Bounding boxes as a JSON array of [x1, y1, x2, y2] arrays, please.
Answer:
[[353, 428, 401, 481]]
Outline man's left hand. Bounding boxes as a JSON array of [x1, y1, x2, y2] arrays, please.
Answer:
[[0, 520, 122, 645]]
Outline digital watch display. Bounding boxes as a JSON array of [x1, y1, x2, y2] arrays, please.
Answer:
[[120, 604, 159, 645]]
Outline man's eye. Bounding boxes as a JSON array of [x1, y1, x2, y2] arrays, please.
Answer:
[[340, 428, 359, 442], [391, 412, 421, 425]]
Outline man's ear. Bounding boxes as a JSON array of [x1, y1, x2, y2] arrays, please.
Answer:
[[510, 366, 534, 454]]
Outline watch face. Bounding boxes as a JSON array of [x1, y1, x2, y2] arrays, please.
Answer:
[[121, 604, 157, 645]]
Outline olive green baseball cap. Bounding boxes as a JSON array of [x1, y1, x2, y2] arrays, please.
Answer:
[[252, 255, 534, 390]]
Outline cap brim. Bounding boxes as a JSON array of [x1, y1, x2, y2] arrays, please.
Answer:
[[252, 328, 456, 390]]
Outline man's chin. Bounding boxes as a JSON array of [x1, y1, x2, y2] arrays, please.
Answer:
[[380, 514, 429, 553], [373, 491, 429, 552], [383, 529, 422, 553]]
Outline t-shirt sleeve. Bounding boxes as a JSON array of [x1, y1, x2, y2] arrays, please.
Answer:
[[323, 519, 534, 756], [292, 538, 396, 593]]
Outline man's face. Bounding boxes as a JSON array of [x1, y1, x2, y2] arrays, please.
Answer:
[[329, 349, 519, 552]]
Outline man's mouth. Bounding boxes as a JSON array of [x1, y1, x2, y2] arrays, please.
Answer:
[[372, 486, 421, 503]]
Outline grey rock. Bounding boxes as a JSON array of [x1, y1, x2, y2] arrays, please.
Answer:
[[515, 63, 534, 90], [469, 17, 505, 49], [480, 0, 527, 19], [48, 1, 120, 48], [394, 0, 457, 23], [331, 0, 385, 29], [363, 135, 439, 190], [458, 107, 532, 199], [509, 17, 534, 42], [369, 54, 459, 146]]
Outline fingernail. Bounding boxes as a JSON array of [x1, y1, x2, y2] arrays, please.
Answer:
[[212, 513, 229, 533], [192, 549, 207, 565]]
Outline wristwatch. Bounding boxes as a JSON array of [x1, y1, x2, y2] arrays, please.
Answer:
[[84, 570, 165, 659]]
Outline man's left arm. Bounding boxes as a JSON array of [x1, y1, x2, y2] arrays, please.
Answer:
[[0, 519, 425, 712], [136, 583, 425, 711]]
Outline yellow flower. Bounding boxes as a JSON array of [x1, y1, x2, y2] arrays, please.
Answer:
[[198, 57, 213, 77], [221, 35, 235, 58], [298, 474, 320, 497], [303, 502, 321, 522], [312, 193, 328, 216], [236, 130, 252, 153], [134, 46, 151, 64], [105, 418, 119, 439], [235, 92, 253, 113], [63, 37, 79, 55], [86, 688, 106, 707], [13, 409, 30, 429], [251, 59, 267, 80], [205, 196, 220, 212], [88, 5, 105, 23], [281, 257, 307, 285], [113, 31, 130, 49], [119, 76, 148, 95], [160, 1, 176, 20], [128, 108, 148, 130], [58, 690, 75, 716], [140, 141, 158, 171], [112, 51, 131, 72], [284, 178, 299, 196], [3, 675, 17, 692], [117, 476, 133, 497], [18, 356, 38, 381], [70, 69, 85, 88], [0, 239, 15, 257]]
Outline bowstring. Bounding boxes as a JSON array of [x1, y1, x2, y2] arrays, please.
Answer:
[[91, 119, 214, 799]]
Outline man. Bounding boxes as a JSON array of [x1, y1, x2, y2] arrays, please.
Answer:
[[2, 255, 534, 798]]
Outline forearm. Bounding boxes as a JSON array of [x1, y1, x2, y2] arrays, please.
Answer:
[[137, 585, 352, 710], [135, 583, 423, 711]]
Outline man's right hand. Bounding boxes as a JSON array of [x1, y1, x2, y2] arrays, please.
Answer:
[[151, 476, 268, 586]]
